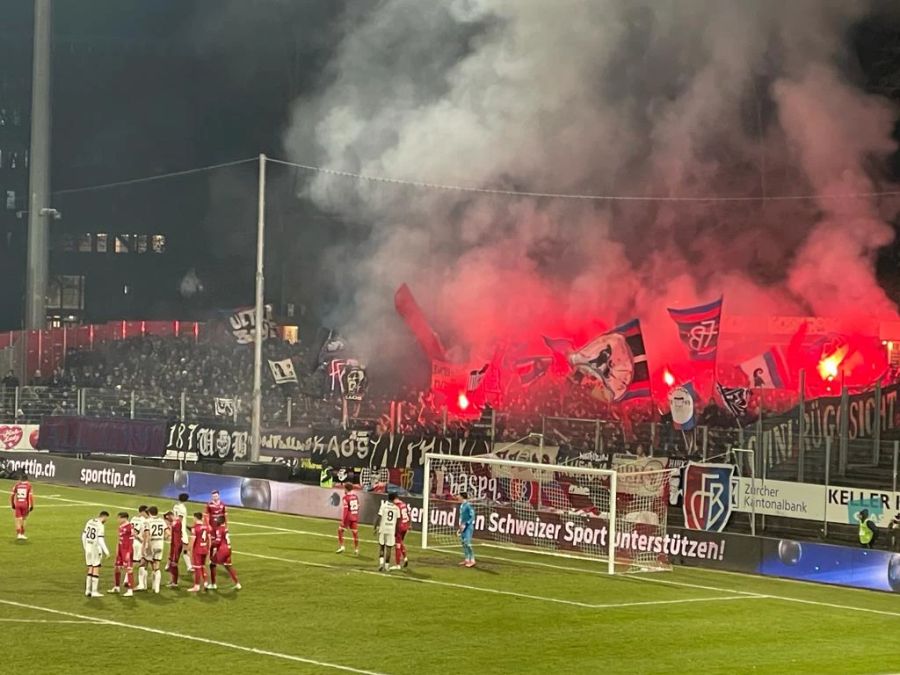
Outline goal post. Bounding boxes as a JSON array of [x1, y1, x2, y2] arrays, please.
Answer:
[[422, 453, 671, 574]]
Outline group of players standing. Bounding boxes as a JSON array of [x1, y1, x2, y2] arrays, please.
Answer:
[[79, 489, 241, 598], [339, 482, 415, 571]]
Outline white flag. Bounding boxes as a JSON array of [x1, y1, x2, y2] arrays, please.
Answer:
[[268, 358, 298, 384], [214, 397, 236, 417]]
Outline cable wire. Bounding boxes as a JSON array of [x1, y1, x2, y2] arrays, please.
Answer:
[[268, 156, 900, 203], [52, 157, 259, 196]]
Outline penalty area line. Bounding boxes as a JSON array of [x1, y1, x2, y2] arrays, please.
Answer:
[[0, 599, 388, 675], [237, 550, 765, 610]]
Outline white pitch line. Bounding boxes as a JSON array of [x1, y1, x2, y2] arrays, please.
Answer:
[[0, 618, 101, 624], [38, 490, 900, 619], [239, 550, 600, 608], [30, 504, 96, 508], [0, 599, 388, 675], [238, 550, 760, 610]]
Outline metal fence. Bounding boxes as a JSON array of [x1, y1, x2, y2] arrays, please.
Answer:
[[0, 386, 330, 428]]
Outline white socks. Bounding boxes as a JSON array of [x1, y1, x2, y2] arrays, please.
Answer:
[[138, 567, 148, 588], [152, 570, 161, 593], [183, 553, 193, 571], [91, 576, 99, 594], [85, 575, 92, 595]]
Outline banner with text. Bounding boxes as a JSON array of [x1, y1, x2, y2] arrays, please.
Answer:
[[745, 382, 900, 470], [732, 477, 900, 526]]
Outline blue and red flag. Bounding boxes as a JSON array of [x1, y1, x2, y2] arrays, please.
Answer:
[[544, 319, 651, 402], [682, 462, 735, 532], [666, 297, 723, 361], [514, 356, 552, 386], [740, 348, 789, 389]]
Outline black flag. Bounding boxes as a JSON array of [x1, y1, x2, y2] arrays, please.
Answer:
[[715, 382, 749, 418]]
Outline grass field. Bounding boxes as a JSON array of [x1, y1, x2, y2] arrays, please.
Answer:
[[1, 480, 898, 674]]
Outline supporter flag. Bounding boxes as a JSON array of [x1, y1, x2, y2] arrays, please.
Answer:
[[515, 356, 552, 386], [740, 348, 788, 389], [316, 329, 347, 366], [715, 382, 749, 419], [268, 358, 298, 384], [467, 363, 489, 393], [340, 360, 368, 401], [229, 307, 277, 344], [214, 397, 235, 417], [666, 297, 723, 361], [668, 382, 697, 431], [394, 284, 447, 361], [545, 319, 651, 402]]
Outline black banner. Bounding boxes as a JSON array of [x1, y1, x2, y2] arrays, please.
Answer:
[[276, 430, 492, 468], [165, 422, 249, 462], [745, 381, 900, 469]]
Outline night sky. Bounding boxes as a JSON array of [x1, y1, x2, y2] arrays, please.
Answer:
[[1, 1, 900, 333]]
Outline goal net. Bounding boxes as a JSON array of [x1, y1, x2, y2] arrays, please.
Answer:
[[422, 453, 672, 574]]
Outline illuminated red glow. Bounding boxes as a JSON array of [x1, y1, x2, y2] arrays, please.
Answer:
[[457, 392, 470, 411]]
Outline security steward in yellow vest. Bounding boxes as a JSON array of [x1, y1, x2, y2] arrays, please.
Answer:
[[319, 463, 334, 488], [857, 509, 878, 549]]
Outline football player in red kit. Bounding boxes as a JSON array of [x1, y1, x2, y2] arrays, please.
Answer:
[[336, 482, 359, 555], [205, 490, 226, 525], [164, 511, 184, 588], [208, 515, 241, 590], [187, 512, 210, 592], [392, 496, 411, 570], [10, 472, 33, 540], [109, 512, 135, 597]]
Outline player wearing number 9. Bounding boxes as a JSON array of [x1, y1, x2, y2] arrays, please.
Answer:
[[374, 493, 401, 572]]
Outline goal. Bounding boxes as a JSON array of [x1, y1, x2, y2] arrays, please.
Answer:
[[422, 453, 672, 574]]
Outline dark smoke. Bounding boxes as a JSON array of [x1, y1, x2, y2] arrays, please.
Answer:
[[283, 1, 900, 369]]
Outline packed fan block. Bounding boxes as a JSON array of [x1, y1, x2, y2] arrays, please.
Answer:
[[422, 454, 671, 573]]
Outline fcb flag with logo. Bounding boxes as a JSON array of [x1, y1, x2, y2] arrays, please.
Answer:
[[682, 462, 735, 532], [666, 297, 723, 361]]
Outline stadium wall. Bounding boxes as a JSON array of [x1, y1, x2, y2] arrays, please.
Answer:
[[2, 451, 898, 594]]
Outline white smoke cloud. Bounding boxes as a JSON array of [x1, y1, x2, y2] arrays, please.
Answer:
[[283, 0, 898, 367]]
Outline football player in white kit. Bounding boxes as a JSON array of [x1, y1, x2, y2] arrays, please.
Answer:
[[374, 493, 401, 572], [131, 505, 149, 590], [172, 493, 193, 573], [145, 506, 167, 593], [82, 511, 110, 597]]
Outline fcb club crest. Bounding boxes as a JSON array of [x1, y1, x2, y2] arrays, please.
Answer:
[[682, 462, 735, 532]]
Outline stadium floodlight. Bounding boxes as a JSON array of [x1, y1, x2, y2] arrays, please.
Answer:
[[422, 453, 673, 575]]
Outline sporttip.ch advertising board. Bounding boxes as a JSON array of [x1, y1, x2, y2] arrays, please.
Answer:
[[3, 451, 898, 594]]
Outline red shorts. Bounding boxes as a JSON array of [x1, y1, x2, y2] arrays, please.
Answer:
[[115, 549, 133, 568], [191, 550, 208, 567], [395, 528, 408, 544], [212, 547, 232, 565], [13, 505, 29, 518], [341, 517, 358, 530]]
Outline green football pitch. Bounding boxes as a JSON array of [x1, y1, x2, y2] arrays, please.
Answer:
[[0, 480, 897, 674]]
